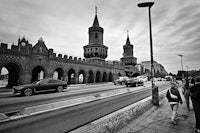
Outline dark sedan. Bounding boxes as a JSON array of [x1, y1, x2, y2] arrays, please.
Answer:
[[13, 78, 68, 96]]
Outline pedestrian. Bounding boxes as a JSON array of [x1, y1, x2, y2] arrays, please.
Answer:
[[166, 82, 183, 125], [183, 77, 191, 111], [190, 77, 200, 133]]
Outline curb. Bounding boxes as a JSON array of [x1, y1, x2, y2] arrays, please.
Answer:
[[70, 89, 168, 133]]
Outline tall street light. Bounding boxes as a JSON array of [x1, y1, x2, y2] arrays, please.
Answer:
[[138, 2, 159, 106], [178, 54, 184, 80]]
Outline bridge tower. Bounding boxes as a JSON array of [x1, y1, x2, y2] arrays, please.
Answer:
[[121, 31, 138, 77], [83, 7, 108, 61]]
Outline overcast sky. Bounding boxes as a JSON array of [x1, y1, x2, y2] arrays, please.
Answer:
[[0, 0, 200, 74]]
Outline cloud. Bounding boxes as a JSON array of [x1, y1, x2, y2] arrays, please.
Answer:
[[0, 0, 200, 74]]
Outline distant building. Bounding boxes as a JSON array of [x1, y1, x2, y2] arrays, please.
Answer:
[[141, 61, 168, 78]]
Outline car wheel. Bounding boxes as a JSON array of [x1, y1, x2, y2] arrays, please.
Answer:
[[57, 86, 63, 92], [23, 88, 32, 96]]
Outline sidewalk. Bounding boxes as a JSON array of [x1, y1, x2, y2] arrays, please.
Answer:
[[117, 90, 195, 133]]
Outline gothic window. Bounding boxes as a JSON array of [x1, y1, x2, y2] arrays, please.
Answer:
[[40, 47, 42, 53], [95, 33, 98, 39]]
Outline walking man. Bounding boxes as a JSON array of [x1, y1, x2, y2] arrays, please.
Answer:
[[190, 77, 200, 133], [166, 82, 183, 125]]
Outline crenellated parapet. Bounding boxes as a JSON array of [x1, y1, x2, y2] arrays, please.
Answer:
[[48, 49, 124, 69], [0, 42, 33, 56]]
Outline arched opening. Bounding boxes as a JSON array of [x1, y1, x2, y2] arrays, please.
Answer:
[[102, 72, 107, 82], [53, 67, 64, 80], [95, 71, 101, 83], [88, 71, 94, 83], [0, 67, 9, 87], [68, 69, 76, 84], [31, 66, 45, 82], [1, 63, 21, 88], [108, 72, 113, 82], [78, 70, 85, 84]]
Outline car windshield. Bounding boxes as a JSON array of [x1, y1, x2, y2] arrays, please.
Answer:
[[32, 79, 48, 85], [32, 80, 39, 84]]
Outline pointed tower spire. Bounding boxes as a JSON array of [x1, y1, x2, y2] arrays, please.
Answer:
[[126, 30, 131, 45], [95, 6, 97, 15], [93, 6, 99, 27]]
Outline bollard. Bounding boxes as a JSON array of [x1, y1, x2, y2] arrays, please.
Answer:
[[152, 86, 159, 106]]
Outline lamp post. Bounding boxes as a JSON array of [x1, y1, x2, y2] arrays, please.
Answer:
[[178, 54, 184, 80], [138, 2, 159, 106]]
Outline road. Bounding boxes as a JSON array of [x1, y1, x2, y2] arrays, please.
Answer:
[[0, 83, 129, 113], [0, 81, 170, 133]]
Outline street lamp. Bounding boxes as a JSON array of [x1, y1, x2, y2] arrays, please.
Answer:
[[178, 54, 184, 80], [138, 2, 159, 106]]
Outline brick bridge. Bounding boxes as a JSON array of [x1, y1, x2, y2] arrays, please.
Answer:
[[0, 37, 125, 87]]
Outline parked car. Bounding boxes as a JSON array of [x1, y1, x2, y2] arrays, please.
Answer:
[[12, 78, 68, 96], [113, 76, 129, 85], [125, 77, 144, 87]]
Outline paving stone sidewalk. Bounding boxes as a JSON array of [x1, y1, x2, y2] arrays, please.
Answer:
[[117, 91, 196, 133]]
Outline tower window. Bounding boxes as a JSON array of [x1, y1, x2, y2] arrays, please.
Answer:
[[95, 33, 98, 39]]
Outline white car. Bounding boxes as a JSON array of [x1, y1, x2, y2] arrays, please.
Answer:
[[113, 76, 129, 85], [137, 76, 148, 82]]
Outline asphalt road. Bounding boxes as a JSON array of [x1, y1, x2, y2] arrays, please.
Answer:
[[0, 83, 126, 113], [0, 82, 170, 133]]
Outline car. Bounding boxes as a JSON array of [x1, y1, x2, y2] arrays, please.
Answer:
[[113, 76, 129, 85], [137, 76, 148, 82], [12, 78, 68, 96], [125, 77, 144, 87]]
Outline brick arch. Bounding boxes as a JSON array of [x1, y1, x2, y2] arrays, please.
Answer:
[[53, 67, 64, 80], [88, 70, 94, 83], [95, 71, 101, 83], [1, 62, 24, 87], [102, 71, 107, 82], [108, 72, 113, 82], [31, 65, 46, 82], [78, 69, 86, 84], [67, 68, 76, 84]]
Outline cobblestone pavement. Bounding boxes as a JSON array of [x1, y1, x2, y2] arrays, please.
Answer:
[[118, 89, 196, 133]]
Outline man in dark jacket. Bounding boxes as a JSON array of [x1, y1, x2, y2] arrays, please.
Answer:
[[190, 77, 200, 133], [166, 82, 183, 125]]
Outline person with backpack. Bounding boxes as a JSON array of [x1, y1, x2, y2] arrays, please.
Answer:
[[166, 82, 183, 125]]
